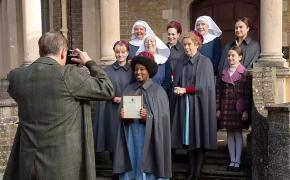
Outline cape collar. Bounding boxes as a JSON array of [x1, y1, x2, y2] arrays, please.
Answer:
[[167, 41, 183, 50], [112, 61, 130, 71], [133, 78, 153, 90], [184, 52, 200, 65], [221, 64, 246, 85], [230, 36, 252, 46]]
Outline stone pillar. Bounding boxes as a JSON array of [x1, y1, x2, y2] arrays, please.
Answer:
[[22, 0, 42, 65], [60, 0, 68, 39], [82, 0, 100, 61], [100, 0, 120, 65], [0, 0, 23, 78], [258, 0, 288, 67], [266, 103, 290, 180]]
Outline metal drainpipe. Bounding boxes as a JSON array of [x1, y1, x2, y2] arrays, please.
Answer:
[[60, 0, 68, 39]]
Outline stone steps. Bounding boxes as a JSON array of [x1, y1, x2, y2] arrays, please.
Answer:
[[95, 151, 251, 180], [95, 130, 252, 180]]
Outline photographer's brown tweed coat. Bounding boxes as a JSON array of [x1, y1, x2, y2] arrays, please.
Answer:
[[4, 57, 114, 180]]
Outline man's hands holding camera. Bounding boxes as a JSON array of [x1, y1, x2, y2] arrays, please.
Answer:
[[67, 48, 92, 65]]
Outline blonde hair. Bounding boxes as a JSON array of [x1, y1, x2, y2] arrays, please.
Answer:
[[182, 31, 203, 49]]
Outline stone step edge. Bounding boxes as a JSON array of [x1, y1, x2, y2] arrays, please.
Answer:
[[95, 164, 251, 178]]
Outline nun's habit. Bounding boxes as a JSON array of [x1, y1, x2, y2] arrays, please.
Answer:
[[128, 20, 155, 60], [136, 35, 171, 92], [195, 16, 222, 75]]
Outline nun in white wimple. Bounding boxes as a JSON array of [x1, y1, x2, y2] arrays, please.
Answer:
[[128, 20, 156, 60], [195, 15, 222, 75], [135, 34, 171, 92]]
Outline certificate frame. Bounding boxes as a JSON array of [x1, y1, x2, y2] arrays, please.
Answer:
[[122, 95, 143, 119]]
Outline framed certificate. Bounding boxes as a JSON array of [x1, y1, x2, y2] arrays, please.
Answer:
[[122, 95, 143, 119]]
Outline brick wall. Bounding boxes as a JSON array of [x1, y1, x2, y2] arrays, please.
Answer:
[[283, 0, 290, 60], [53, 0, 83, 49], [70, 0, 83, 49], [120, 0, 169, 41], [53, 0, 62, 32]]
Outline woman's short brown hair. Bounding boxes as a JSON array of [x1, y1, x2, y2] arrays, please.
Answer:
[[235, 17, 253, 31], [113, 40, 129, 51], [229, 46, 243, 57], [167, 21, 182, 34]]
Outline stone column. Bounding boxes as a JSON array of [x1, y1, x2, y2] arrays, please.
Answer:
[[22, 0, 42, 65], [0, 0, 22, 78], [82, 0, 100, 61], [100, 0, 120, 65], [258, 0, 288, 67], [60, 0, 68, 39]]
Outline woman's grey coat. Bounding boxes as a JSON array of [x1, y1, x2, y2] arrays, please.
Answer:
[[171, 52, 217, 150], [113, 79, 172, 178]]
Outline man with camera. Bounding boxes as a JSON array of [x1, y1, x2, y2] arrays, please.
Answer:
[[4, 32, 114, 180]]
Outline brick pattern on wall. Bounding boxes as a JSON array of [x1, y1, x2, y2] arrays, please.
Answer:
[[53, 0, 62, 31], [70, 0, 83, 50], [53, 0, 83, 50], [120, 0, 169, 41], [283, 0, 290, 60]]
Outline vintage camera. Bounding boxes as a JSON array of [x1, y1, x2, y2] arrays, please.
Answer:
[[66, 50, 79, 64]]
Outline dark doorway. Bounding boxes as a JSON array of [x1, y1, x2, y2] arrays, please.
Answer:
[[190, 0, 260, 47]]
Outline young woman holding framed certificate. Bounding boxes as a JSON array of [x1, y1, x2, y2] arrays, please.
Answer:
[[114, 51, 172, 180]]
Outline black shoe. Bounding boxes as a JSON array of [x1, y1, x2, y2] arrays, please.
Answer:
[[227, 161, 235, 171], [233, 162, 241, 172], [112, 174, 119, 180], [187, 175, 194, 180], [187, 175, 199, 180]]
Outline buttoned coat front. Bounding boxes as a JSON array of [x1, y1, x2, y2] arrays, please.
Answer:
[[216, 65, 251, 129], [4, 57, 114, 180]]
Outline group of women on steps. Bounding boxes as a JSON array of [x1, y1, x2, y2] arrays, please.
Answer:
[[93, 16, 260, 180]]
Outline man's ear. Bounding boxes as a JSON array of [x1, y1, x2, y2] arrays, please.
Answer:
[[61, 48, 66, 59], [58, 48, 67, 65]]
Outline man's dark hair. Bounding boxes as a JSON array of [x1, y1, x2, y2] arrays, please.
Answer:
[[38, 32, 68, 57]]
